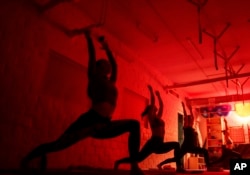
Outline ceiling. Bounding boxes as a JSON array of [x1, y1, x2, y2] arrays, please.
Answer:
[[36, 0, 250, 103]]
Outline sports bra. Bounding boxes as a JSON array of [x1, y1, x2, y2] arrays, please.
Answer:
[[88, 76, 118, 106]]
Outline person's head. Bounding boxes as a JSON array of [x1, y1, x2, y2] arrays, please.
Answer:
[[96, 59, 111, 77], [141, 105, 157, 118]]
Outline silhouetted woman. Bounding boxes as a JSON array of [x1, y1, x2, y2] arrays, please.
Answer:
[[21, 29, 143, 175], [212, 118, 241, 167], [158, 100, 210, 170], [114, 85, 183, 172]]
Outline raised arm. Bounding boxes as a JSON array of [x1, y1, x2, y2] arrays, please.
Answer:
[[147, 85, 155, 106], [223, 118, 234, 149], [182, 101, 191, 128], [224, 118, 228, 131], [182, 101, 187, 117], [65, 28, 96, 78], [187, 102, 194, 126], [84, 31, 96, 79], [98, 37, 117, 82], [155, 91, 163, 118]]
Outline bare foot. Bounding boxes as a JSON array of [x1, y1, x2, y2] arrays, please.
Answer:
[[157, 164, 162, 170], [113, 161, 119, 170], [130, 167, 144, 175]]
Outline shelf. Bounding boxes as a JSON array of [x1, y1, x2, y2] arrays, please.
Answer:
[[187, 156, 206, 170], [206, 116, 224, 159]]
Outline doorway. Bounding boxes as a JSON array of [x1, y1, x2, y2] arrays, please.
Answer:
[[178, 113, 184, 145]]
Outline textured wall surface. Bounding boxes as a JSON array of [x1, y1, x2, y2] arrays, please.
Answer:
[[0, 0, 185, 170]]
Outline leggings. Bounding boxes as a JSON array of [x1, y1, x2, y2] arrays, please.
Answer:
[[212, 147, 241, 164], [116, 136, 181, 167], [23, 109, 140, 165], [158, 144, 210, 168]]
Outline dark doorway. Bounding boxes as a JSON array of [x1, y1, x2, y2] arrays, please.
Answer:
[[178, 113, 184, 145]]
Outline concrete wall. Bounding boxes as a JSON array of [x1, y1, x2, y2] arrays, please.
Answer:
[[0, 0, 185, 170]]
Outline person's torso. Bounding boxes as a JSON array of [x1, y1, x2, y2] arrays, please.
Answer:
[[182, 127, 199, 147], [88, 76, 118, 117], [149, 117, 165, 138]]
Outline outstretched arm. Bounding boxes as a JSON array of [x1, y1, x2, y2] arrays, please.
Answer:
[[147, 85, 155, 106], [187, 102, 194, 126], [155, 91, 163, 118], [98, 37, 117, 82], [182, 101, 187, 117], [84, 31, 96, 79], [64, 28, 96, 79], [182, 101, 192, 127]]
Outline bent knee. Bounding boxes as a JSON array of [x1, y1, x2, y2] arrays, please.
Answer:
[[129, 119, 140, 128], [174, 142, 180, 147], [123, 119, 140, 132]]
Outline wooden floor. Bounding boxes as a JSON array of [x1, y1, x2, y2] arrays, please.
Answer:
[[0, 168, 230, 175]]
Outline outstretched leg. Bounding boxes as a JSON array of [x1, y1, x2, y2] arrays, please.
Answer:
[[93, 119, 143, 175], [156, 142, 183, 171], [21, 109, 105, 170], [114, 138, 156, 169], [21, 126, 96, 170], [158, 146, 189, 169], [188, 147, 210, 168]]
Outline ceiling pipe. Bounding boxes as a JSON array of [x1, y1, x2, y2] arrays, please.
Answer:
[[164, 71, 250, 89], [188, 0, 208, 44], [240, 77, 250, 104], [217, 45, 240, 87], [203, 23, 231, 70], [229, 63, 248, 104], [190, 93, 250, 107]]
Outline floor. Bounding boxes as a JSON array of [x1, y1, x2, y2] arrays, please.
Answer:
[[0, 168, 230, 175]]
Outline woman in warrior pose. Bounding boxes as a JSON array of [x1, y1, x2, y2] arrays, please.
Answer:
[[211, 118, 241, 168], [158, 100, 210, 170], [21, 29, 143, 175], [114, 85, 184, 172]]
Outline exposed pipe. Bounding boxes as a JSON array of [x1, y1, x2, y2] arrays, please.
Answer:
[[188, 0, 208, 44], [190, 93, 250, 107], [236, 64, 245, 74], [241, 77, 250, 104], [164, 72, 250, 89], [217, 45, 240, 87], [145, 0, 210, 82], [203, 23, 231, 70]]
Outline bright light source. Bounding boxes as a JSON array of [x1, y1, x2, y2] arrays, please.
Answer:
[[235, 102, 250, 117]]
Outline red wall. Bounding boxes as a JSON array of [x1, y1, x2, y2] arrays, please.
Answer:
[[0, 0, 185, 170]]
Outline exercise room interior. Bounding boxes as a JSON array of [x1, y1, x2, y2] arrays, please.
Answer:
[[1, 0, 250, 175]]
